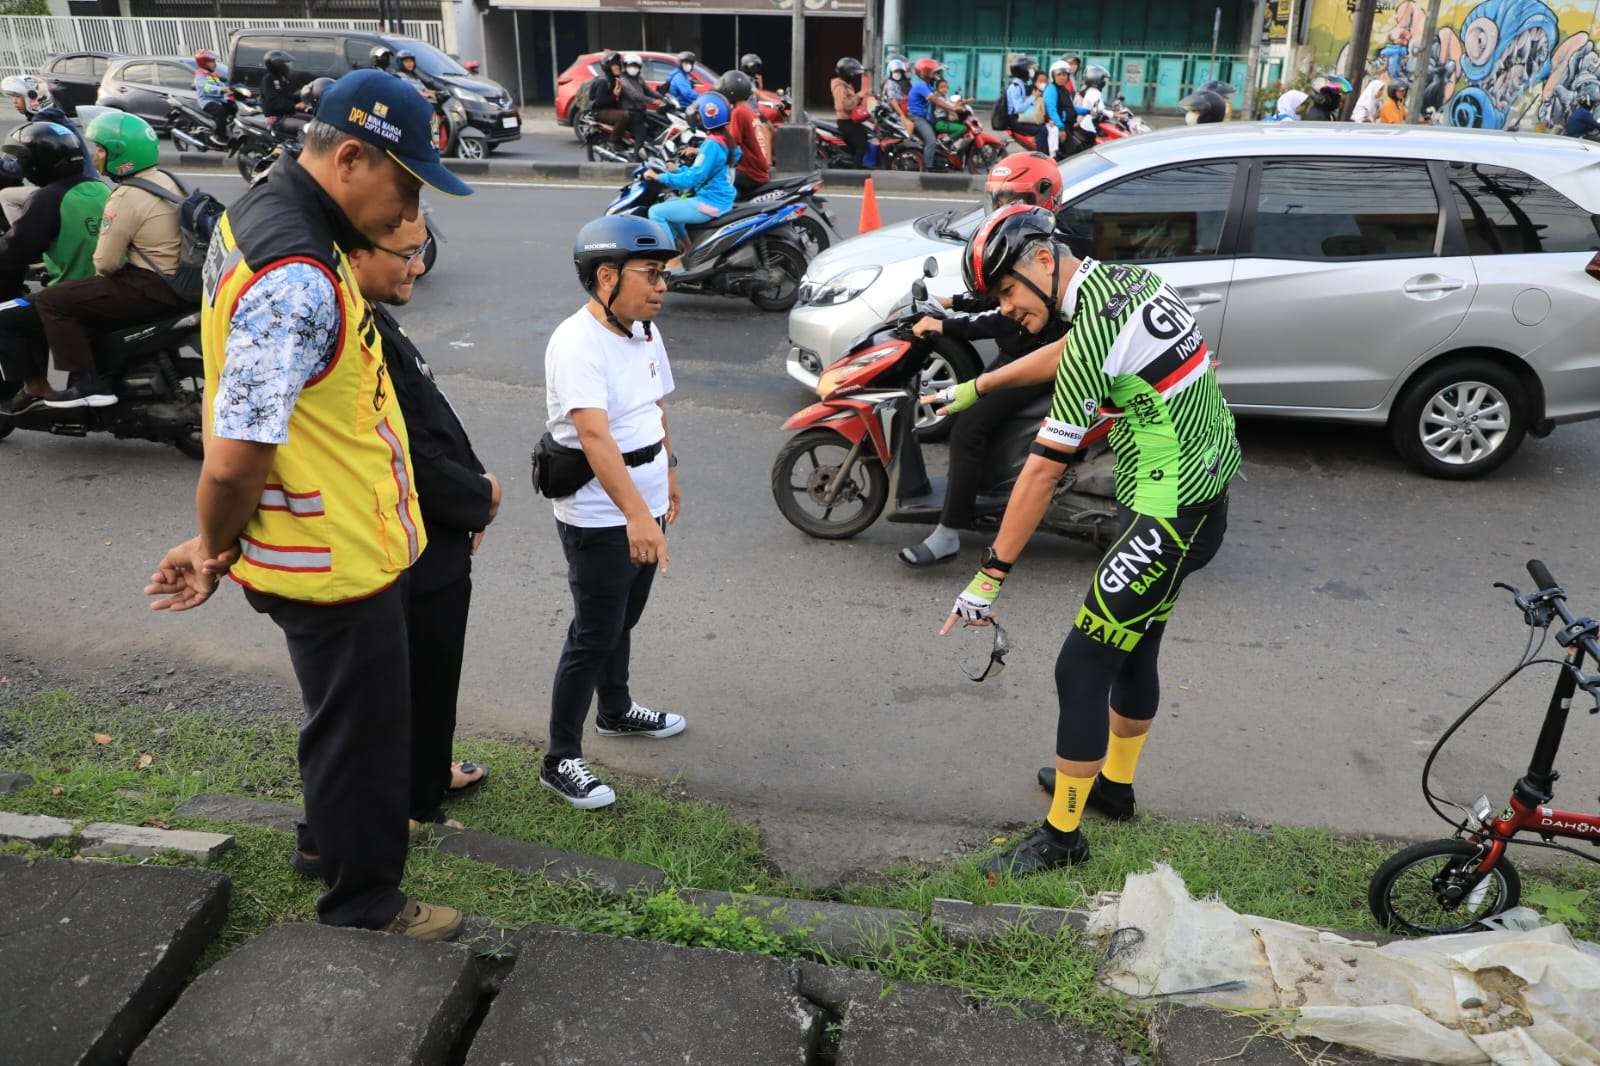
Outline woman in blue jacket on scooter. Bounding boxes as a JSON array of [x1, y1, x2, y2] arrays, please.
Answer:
[[643, 92, 738, 265]]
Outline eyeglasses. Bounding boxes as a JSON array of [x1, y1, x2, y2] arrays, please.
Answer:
[[621, 264, 672, 287], [374, 236, 433, 270], [960, 621, 1011, 683]]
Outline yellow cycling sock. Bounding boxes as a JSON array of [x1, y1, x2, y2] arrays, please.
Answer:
[[1046, 771, 1096, 835], [1102, 732, 1149, 785]]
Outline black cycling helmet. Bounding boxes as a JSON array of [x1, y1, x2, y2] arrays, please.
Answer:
[[263, 49, 294, 77], [835, 57, 864, 80], [676, 50, 696, 66], [371, 45, 394, 70], [1009, 54, 1037, 80], [962, 203, 1058, 297], [739, 53, 763, 78], [573, 215, 676, 334], [715, 69, 755, 104], [3, 121, 86, 185], [1179, 89, 1227, 124], [300, 76, 335, 109]]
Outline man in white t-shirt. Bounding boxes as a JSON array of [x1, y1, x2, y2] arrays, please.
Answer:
[[538, 215, 687, 810]]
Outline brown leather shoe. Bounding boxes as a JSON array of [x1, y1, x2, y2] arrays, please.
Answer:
[[381, 898, 463, 942]]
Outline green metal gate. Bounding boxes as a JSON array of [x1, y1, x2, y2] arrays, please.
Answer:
[[901, 44, 1249, 110]]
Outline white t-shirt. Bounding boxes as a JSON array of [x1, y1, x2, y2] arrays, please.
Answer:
[[544, 307, 675, 527]]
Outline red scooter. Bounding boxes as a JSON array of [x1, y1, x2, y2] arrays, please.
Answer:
[[770, 259, 1117, 544], [932, 103, 1008, 174]]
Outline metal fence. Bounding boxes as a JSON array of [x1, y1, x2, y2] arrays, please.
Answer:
[[901, 44, 1251, 111], [0, 15, 443, 79]]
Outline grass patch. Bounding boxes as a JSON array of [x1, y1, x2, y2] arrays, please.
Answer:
[[4, 690, 1599, 1058]]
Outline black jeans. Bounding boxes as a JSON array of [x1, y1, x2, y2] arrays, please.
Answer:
[[202, 99, 235, 139], [549, 519, 660, 761], [1010, 120, 1048, 149], [407, 571, 471, 822], [837, 119, 870, 167], [943, 383, 1053, 528], [245, 581, 410, 929]]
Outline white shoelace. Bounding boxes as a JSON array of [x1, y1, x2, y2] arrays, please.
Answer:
[[558, 758, 599, 788], [624, 704, 660, 725]]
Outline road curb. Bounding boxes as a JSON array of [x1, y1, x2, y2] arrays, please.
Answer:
[[167, 149, 985, 194]]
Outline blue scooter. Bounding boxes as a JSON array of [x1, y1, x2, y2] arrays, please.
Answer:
[[605, 160, 809, 312]]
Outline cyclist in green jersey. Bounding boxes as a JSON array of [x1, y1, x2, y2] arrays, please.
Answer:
[[931, 205, 1240, 876]]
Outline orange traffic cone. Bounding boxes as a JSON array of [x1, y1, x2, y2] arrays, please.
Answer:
[[858, 176, 882, 234]]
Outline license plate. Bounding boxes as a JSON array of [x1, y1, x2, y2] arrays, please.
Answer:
[[501, 116, 519, 128]]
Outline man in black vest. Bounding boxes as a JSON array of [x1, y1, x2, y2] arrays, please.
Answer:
[[347, 210, 501, 829]]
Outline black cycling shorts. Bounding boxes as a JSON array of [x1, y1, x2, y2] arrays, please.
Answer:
[[1072, 495, 1229, 653]]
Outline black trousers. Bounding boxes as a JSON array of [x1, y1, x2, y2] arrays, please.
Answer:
[[202, 99, 235, 139], [548, 519, 659, 761], [734, 170, 765, 198], [407, 571, 471, 822], [837, 119, 870, 167], [943, 382, 1053, 528], [245, 581, 410, 929]]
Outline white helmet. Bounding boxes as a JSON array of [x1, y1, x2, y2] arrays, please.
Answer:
[[1048, 60, 1071, 77], [622, 52, 643, 69], [1, 74, 52, 116], [887, 57, 908, 76]]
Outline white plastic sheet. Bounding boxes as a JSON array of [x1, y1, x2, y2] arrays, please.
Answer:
[[1088, 865, 1600, 1065]]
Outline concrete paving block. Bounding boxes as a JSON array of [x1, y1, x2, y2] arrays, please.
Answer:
[[797, 960, 968, 1016], [680, 889, 920, 955], [1152, 1006, 1406, 1066], [835, 998, 1126, 1066], [172, 793, 303, 833], [0, 770, 34, 793], [930, 897, 1090, 944], [0, 855, 229, 1066], [80, 821, 235, 864], [0, 810, 77, 845], [132, 923, 480, 1066], [428, 826, 666, 897], [466, 927, 820, 1065]]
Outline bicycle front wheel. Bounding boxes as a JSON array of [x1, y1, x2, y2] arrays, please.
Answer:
[[1368, 838, 1520, 936]]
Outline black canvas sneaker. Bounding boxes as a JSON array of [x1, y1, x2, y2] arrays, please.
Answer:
[[539, 756, 617, 810], [595, 702, 686, 739]]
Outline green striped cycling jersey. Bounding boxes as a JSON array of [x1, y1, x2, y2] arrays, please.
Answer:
[[1041, 258, 1240, 517]]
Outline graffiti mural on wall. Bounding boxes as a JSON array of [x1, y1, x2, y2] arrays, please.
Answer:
[[1315, 0, 1600, 130]]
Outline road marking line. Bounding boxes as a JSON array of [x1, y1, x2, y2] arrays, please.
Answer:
[[169, 172, 961, 203]]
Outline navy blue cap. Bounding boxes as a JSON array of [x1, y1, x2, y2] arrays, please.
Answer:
[[315, 68, 472, 197]]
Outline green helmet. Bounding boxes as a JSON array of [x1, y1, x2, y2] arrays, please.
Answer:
[[86, 110, 159, 178]]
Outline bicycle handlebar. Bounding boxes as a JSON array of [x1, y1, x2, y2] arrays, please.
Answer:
[[1528, 559, 1557, 593], [1525, 559, 1600, 707]]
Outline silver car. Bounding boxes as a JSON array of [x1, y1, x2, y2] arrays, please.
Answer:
[[788, 123, 1600, 477]]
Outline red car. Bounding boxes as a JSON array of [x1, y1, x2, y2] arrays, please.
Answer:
[[556, 50, 788, 138]]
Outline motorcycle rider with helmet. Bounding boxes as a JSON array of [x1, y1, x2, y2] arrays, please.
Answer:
[[1075, 64, 1113, 137], [928, 205, 1239, 877], [1304, 75, 1349, 120], [1199, 79, 1236, 119], [618, 52, 665, 153], [1565, 89, 1600, 138], [831, 57, 872, 167], [0, 122, 111, 415], [588, 51, 631, 149], [260, 50, 306, 137], [715, 70, 770, 198], [667, 51, 700, 108], [1005, 55, 1048, 148], [32, 111, 187, 412], [1378, 80, 1409, 123], [300, 76, 336, 113], [1179, 88, 1226, 125], [371, 45, 395, 71], [642, 92, 737, 265], [739, 53, 765, 90], [193, 48, 233, 146], [908, 58, 959, 170], [882, 55, 910, 114], [899, 152, 1067, 568], [0, 74, 96, 226], [1044, 60, 1086, 158], [396, 48, 436, 101]]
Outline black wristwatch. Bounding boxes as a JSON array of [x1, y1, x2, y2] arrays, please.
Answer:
[[668, 453, 679, 469], [981, 546, 1014, 574]]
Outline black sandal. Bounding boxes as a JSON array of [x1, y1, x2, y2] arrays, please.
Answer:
[[898, 542, 957, 569], [447, 761, 489, 795]]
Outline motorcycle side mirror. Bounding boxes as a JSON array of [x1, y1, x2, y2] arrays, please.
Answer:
[[922, 256, 939, 279], [911, 279, 928, 302]]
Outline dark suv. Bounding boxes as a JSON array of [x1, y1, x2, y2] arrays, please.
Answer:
[[227, 29, 521, 149]]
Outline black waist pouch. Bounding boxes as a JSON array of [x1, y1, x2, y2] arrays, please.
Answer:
[[531, 432, 663, 498]]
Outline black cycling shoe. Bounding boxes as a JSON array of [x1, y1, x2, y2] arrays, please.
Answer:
[[981, 824, 1090, 878], [1035, 767, 1138, 821]]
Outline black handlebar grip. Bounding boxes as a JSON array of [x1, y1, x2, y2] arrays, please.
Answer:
[[1528, 559, 1558, 591]]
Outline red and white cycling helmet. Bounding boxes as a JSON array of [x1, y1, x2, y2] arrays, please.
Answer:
[[961, 203, 1059, 300]]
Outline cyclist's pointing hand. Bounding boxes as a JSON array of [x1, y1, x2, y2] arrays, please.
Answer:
[[940, 569, 1002, 636]]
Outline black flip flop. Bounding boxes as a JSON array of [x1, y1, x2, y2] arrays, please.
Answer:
[[898, 542, 958, 569], [447, 761, 489, 795]]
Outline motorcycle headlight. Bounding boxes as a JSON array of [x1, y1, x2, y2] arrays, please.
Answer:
[[803, 265, 880, 307], [452, 87, 487, 105]]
